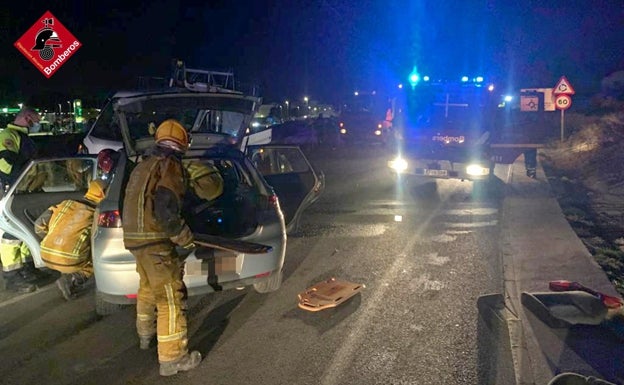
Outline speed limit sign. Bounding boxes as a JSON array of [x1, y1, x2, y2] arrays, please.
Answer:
[[555, 94, 572, 110]]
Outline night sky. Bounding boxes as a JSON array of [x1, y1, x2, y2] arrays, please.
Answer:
[[1, 1, 623, 108]]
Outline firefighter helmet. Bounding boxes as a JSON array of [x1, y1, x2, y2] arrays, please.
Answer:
[[154, 119, 189, 153], [32, 29, 60, 50], [84, 179, 107, 204]]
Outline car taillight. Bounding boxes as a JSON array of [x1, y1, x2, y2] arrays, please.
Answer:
[[98, 210, 122, 228], [268, 194, 279, 207]]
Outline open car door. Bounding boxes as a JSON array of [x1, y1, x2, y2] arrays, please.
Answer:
[[0, 157, 98, 269], [246, 145, 324, 233]]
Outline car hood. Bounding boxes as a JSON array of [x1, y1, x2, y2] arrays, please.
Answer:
[[113, 92, 261, 157]]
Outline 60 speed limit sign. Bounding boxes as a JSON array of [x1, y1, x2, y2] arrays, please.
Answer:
[[555, 94, 572, 110]]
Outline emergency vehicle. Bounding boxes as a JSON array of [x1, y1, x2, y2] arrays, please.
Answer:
[[387, 76, 539, 184]]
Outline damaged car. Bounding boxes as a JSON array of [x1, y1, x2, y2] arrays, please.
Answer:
[[0, 90, 324, 315]]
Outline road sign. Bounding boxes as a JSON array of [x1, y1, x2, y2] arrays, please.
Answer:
[[520, 94, 539, 111], [520, 88, 556, 111], [555, 94, 572, 110], [553, 76, 575, 95]]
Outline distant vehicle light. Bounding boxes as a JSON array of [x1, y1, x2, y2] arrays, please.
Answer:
[[423, 76, 430, 82], [340, 128, 347, 134], [398, 84, 403, 89], [251, 121, 261, 127], [466, 164, 489, 176], [488, 84, 495, 92], [504, 95, 513, 102], [339, 122, 344, 127], [461, 76, 469, 82], [476, 76, 484, 83], [388, 157, 408, 172], [374, 130, 382, 136], [377, 123, 382, 129]]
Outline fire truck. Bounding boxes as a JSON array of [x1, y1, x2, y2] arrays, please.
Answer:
[[387, 76, 545, 185]]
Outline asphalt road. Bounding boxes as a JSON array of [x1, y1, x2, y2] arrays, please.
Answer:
[[0, 145, 516, 385]]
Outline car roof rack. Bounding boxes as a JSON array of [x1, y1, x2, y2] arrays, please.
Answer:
[[169, 59, 240, 94]]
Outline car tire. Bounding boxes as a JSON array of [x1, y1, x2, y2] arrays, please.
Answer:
[[253, 269, 283, 294], [95, 290, 127, 316]]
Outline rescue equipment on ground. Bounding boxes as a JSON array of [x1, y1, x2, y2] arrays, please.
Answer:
[[297, 277, 365, 312]]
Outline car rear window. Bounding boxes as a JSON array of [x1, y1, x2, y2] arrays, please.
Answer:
[[90, 101, 123, 141]]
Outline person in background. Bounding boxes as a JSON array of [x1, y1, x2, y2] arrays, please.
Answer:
[[0, 107, 47, 293], [34, 180, 108, 300], [122, 119, 201, 376], [524, 148, 537, 178]]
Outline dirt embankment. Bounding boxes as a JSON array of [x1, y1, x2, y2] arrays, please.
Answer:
[[540, 111, 624, 296]]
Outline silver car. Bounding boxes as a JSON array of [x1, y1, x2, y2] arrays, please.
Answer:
[[0, 91, 324, 315]]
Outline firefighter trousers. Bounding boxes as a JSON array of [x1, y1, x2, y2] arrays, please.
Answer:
[[0, 233, 32, 273], [132, 243, 189, 363]]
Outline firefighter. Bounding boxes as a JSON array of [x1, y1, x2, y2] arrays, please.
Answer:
[[0, 107, 46, 293], [122, 119, 201, 376], [34, 179, 107, 300], [183, 160, 224, 202]]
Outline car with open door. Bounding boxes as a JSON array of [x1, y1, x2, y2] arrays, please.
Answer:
[[0, 91, 324, 316]]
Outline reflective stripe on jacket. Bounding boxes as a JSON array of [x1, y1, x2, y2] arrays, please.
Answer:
[[35, 199, 95, 268], [122, 151, 192, 250]]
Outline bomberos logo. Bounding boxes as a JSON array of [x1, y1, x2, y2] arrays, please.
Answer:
[[14, 11, 82, 79]]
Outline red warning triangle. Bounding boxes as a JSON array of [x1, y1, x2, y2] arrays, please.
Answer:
[[553, 76, 575, 95]]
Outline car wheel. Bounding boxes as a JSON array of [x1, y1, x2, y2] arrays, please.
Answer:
[[253, 270, 283, 294], [95, 290, 127, 316]]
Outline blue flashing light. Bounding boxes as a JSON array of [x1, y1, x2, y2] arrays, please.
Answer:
[[461, 76, 469, 82], [408, 66, 420, 87]]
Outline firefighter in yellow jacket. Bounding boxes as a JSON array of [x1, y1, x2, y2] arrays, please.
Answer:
[[122, 119, 201, 376], [34, 179, 107, 300], [0, 107, 46, 293], [183, 160, 224, 202]]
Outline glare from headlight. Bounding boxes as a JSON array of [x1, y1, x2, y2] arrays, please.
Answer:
[[374, 130, 382, 136], [466, 164, 489, 176], [388, 157, 408, 172]]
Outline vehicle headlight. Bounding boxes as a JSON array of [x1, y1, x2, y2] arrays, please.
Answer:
[[374, 130, 382, 136], [388, 157, 408, 172], [466, 164, 489, 176], [340, 128, 347, 134]]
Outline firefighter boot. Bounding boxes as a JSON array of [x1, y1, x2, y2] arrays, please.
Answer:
[[139, 335, 154, 350], [19, 262, 51, 284], [56, 274, 75, 300], [3, 271, 36, 293], [56, 272, 91, 300], [159, 351, 202, 376]]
